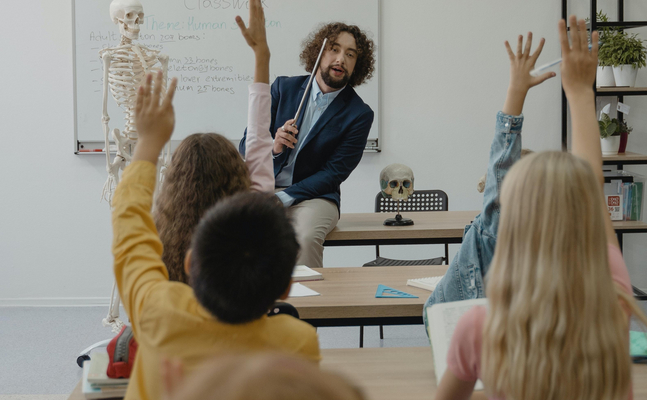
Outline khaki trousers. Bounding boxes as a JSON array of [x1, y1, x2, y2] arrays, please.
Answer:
[[275, 190, 339, 268]]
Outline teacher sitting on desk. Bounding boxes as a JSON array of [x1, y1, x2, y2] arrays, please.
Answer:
[[240, 22, 375, 268]]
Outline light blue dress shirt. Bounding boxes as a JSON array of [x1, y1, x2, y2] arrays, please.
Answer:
[[275, 79, 343, 206]]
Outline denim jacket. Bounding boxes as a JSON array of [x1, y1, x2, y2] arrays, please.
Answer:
[[423, 112, 524, 329]]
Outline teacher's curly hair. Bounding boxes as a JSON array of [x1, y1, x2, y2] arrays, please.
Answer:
[[300, 22, 376, 88]]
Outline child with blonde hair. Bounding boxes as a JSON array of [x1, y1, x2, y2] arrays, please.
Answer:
[[434, 16, 647, 400]]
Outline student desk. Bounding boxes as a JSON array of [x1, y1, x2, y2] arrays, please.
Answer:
[[324, 212, 647, 298], [289, 265, 448, 328], [320, 347, 647, 400], [68, 346, 647, 400]]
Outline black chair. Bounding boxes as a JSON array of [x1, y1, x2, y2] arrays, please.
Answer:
[[361, 190, 449, 346], [267, 302, 300, 319]]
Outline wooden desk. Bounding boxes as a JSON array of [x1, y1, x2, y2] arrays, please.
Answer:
[[290, 265, 447, 327], [321, 347, 647, 400], [68, 347, 647, 400], [324, 211, 647, 246], [324, 211, 479, 246]]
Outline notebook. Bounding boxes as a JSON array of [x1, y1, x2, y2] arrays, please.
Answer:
[[292, 265, 323, 282], [406, 276, 443, 292], [425, 298, 487, 391], [82, 357, 129, 399], [87, 351, 130, 386]]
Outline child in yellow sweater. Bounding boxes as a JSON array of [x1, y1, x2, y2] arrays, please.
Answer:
[[111, 2, 319, 399]]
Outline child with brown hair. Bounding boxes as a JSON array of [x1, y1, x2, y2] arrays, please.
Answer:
[[111, 2, 319, 400]]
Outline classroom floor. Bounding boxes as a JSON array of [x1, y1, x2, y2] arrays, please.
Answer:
[[0, 307, 430, 397]]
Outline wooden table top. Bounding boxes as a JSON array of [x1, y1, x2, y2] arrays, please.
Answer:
[[70, 347, 647, 400], [289, 265, 448, 320], [324, 211, 647, 243], [321, 347, 647, 400], [325, 211, 479, 242]]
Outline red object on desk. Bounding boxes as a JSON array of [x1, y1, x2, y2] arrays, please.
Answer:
[[107, 325, 138, 379], [78, 149, 103, 152]]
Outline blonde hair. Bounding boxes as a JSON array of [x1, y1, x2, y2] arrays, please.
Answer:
[[482, 151, 647, 400], [166, 353, 365, 400]]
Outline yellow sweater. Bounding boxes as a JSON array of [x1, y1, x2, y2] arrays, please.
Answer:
[[112, 161, 321, 400]]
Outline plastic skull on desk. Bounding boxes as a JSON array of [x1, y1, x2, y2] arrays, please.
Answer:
[[379, 163, 415, 226], [380, 163, 415, 201]]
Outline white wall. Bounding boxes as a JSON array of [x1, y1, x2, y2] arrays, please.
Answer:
[[1, 0, 646, 305]]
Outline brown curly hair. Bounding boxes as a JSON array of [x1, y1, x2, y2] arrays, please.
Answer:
[[154, 133, 251, 284], [300, 23, 376, 88]]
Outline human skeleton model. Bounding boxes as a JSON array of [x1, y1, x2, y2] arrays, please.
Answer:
[[100, 0, 169, 205], [98, 0, 169, 332]]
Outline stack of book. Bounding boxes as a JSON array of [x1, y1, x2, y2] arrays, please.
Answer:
[[82, 351, 129, 399], [292, 265, 323, 282]]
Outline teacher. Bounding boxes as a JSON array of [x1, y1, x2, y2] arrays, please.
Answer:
[[240, 22, 376, 268]]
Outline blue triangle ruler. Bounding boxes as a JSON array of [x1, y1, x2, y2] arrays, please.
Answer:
[[375, 284, 418, 299]]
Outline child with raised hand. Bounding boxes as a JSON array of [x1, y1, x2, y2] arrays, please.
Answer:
[[434, 16, 647, 400], [154, 0, 274, 283], [112, 2, 319, 400], [423, 26, 555, 313]]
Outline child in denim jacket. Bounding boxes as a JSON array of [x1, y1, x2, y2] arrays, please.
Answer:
[[423, 28, 557, 327]]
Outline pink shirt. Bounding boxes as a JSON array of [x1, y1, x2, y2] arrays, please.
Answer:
[[244, 83, 274, 193], [447, 244, 633, 399]]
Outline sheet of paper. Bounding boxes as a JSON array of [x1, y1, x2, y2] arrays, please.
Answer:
[[288, 283, 320, 298], [427, 298, 487, 391]]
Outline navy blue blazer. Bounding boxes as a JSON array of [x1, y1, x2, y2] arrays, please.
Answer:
[[239, 75, 374, 210]]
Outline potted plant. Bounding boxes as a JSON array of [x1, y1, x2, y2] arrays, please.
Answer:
[[595, 11, 617, 87], [617, 118, 633, 153], [601, 30, 647, 87], [599, 113, 620, 155]]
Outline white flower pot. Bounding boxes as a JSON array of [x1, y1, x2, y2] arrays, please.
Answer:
[[601, 136, 621, 155], [612, 65, 639, 87], [597, 66, 616, 87]]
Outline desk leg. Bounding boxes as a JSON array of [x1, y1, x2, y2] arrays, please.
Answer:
[[359, 326, 364, 348]]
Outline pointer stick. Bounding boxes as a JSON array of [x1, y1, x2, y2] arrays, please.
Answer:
[[292, 38, 328, 129]]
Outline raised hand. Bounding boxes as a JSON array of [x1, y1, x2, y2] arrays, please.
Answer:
[[273, 119, 298, 154], [505, 32, 555, 92], [133, 71, 178, 164], [502, 32, 555, 116], [235, 0, 269, 56], [559, 16, 599, 98], [235, 0, 270, 84]]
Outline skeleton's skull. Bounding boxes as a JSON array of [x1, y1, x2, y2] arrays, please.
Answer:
[[380, 164, 414, 201], [110, 0, 144, 40]]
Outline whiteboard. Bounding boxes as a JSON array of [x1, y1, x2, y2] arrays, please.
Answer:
[[73, 0, 379, 147]]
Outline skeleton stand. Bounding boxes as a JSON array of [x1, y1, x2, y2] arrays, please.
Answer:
[[77, 23, 169, 367], [383, 200, 414, 226]]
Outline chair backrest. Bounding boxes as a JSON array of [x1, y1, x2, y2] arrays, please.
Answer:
[[375, 190, 448, 213]]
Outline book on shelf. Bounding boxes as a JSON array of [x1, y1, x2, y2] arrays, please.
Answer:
[[292, 265, 323, 282], [406, 276, 443, 292], [426, 298, 487, 391]]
